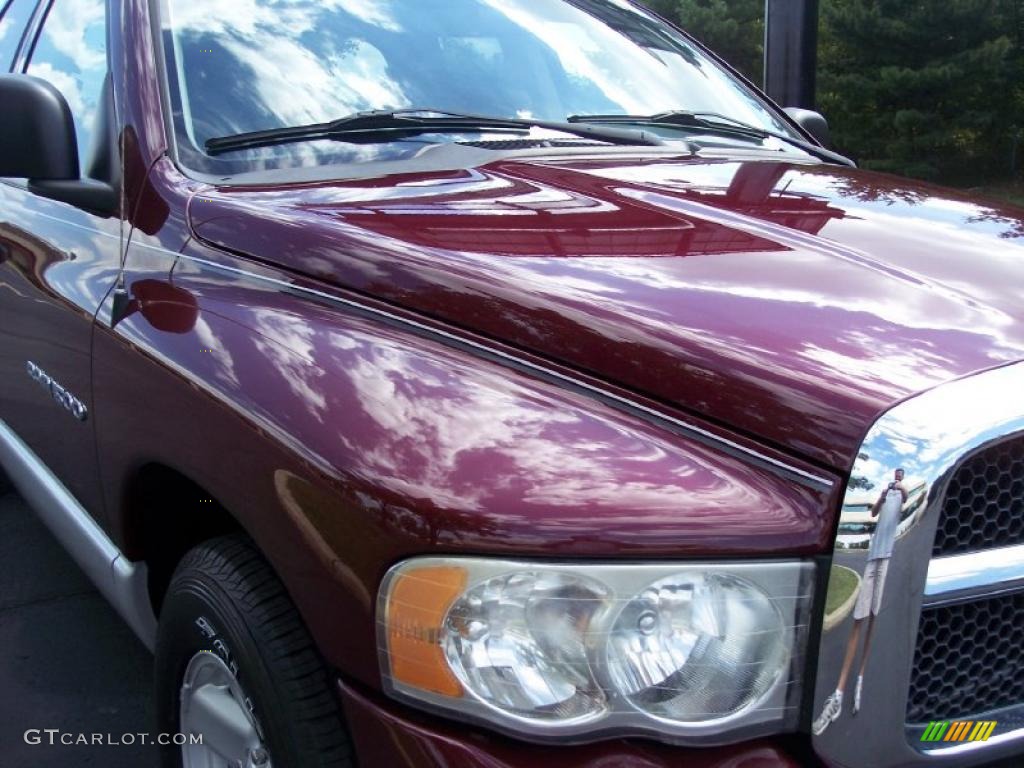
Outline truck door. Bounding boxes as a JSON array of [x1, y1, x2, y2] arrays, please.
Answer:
[[0, 0, 120, 517]]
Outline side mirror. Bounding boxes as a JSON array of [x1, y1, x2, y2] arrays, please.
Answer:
[[784, 107, 832, 148], [0, 74, 117, 214]]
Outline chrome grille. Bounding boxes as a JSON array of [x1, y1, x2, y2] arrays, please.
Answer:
[[907, 591, 1024, 724], [910, 434, 1024, 729], [933, 436, 1024, 556], [813, 363, 1024, 767]]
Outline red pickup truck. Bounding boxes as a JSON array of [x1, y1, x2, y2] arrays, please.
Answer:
[[1, 1, 1022, 766]]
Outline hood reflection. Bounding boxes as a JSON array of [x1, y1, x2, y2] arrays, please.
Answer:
[[190, 156, 1024, 469]]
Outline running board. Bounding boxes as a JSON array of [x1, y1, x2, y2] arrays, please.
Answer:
[[0, 419, 157, 650]]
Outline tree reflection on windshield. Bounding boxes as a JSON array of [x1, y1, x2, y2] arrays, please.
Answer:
[[159, 0, 797, 173]]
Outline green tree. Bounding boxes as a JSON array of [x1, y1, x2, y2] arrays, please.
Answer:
[[643, 0, 765, 84], [819, 0, 1018, 183]]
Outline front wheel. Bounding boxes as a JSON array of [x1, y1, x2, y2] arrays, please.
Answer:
[[155, 535, 353, 767]]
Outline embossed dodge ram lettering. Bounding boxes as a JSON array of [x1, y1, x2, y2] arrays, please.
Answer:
[[26, 361, 88, 422]]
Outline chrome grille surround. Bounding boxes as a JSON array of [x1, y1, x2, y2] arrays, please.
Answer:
[[811, 361, 1024, 767]]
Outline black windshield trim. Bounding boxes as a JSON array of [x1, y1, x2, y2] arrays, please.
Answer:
[[205, 109, 669, 156], [568, 110, 855, 167]]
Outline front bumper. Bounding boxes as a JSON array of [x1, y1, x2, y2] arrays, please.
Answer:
[[337, 678, 808, 768]]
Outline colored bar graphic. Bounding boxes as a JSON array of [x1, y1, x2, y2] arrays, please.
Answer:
[[921, 721, 949, 741], [946, 721, 969, 741], [921, 721, 996, 742]]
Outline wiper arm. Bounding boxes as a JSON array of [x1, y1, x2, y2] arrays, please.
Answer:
[[569, 110, 769, 137], [205, 108, 666, 155], [568, 110, 855, 167]]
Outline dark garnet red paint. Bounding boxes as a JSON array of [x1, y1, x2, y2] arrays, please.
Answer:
[[1, 0, 1023, 765], [188, 158, 1024, 471]]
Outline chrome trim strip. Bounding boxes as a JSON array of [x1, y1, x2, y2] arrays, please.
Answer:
[[0, 419, 157, 650], [811, 361, 1024, 767], [17, 202, 834, 490], [925, 544, 1024, 601]]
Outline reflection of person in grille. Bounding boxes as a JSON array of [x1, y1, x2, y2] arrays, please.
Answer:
[[813, 469, 908, 735]]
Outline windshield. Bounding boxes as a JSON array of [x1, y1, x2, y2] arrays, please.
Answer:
[[159, 0, 799, 173]]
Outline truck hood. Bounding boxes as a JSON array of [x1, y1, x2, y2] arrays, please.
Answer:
[[188, 154, 1024, 470]]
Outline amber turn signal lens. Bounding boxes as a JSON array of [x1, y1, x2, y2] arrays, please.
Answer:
[[386, 565, 467, 697]]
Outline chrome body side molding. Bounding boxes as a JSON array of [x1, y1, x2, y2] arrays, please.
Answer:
[[0, 419, 157, 650], [811, 361, 1024, 766]]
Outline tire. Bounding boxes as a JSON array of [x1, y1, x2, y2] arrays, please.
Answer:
[[155, 534, 354, 767]]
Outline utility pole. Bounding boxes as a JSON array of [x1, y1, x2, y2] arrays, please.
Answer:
[[763, 0, 819, 109]]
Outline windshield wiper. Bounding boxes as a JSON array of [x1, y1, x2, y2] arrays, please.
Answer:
[[567, 110, 855, 166], [570, 110, 769, 138], [205, 108, 667, 155]]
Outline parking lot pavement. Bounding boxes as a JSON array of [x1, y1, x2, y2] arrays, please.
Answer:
[[0, 490, 157, 767]]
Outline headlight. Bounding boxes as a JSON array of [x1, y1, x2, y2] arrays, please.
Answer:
[[444, 571, 610, 722], [378, 558, 814, 744]]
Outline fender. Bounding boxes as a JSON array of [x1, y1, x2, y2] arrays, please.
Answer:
[[91, 168, 840, 689]]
